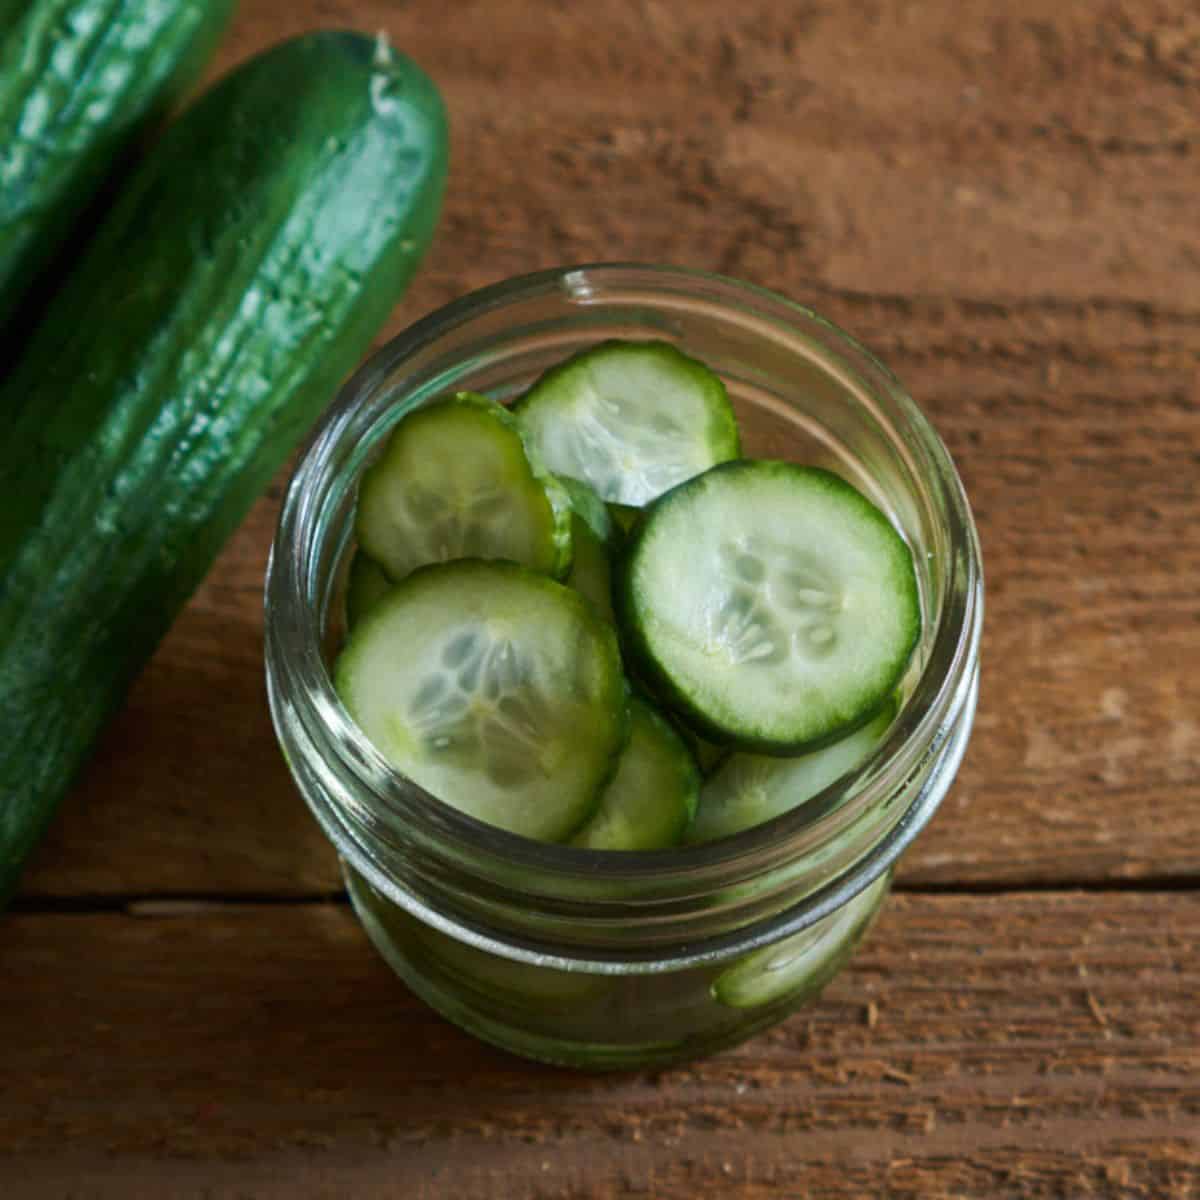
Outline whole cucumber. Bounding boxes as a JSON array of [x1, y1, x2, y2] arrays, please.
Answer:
[[0, 30, 448, 903], [0, 0, 236, 328]]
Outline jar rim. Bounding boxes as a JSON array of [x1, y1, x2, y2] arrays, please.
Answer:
[[266, 262, 983, 965]]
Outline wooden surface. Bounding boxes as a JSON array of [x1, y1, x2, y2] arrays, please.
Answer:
[[3, 0, 1198, 1195]]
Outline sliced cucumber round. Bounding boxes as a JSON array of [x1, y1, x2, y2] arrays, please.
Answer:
[[565, 516, 616, 624], [515, 340, 740, 506], [617, 461, 920, 753], [558, 475, 620, 623], [570, 696, 700, 851], [711, 872, 890, 1009], [356, 393, 572, 584], [607, 502, 642, 536], [686, 702, 896, 844], [344, 549, 392, 630], [688, 730, 732, 778], [335, 560, 627, 842]]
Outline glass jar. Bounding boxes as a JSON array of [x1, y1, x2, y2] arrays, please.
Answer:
[[264, 264, 983, 1070]]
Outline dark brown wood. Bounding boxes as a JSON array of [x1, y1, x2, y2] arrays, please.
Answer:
[[2, 894, 1197, 1196], [4, 0, 1199, 1194]]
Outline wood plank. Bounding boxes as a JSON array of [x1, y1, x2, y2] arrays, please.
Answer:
[[2, 893, 1197, 1196], [12, 0, 1200, 897], [208, 0, 1200, 310]]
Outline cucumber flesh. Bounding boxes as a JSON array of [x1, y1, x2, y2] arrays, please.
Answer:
[[335, 560, 626, 843], [356, 393, 572, 584], [515, 340, 740, 506], [711, 872, 890, 1009], [571, 696, 699, 851], [344, 549, 392, 630], [618, 461, 920, 753], [685, 702, 895, 843]]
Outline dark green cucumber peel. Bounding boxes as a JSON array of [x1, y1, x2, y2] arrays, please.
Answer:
[[0, 0, 236, 328], [0, 31, 448, 903]]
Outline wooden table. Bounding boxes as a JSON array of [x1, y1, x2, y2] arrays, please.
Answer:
[[4, 1, 1198, 1195]]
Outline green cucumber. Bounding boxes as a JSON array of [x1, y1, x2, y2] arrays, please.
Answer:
[[515, 340, 740, 506], [607, 503, 642, 536], [570, 696, 699, 851], [616, 461, 920, 753], [357, 392, 572, 584], [345, 550, 393, 630], [711, 872, 890, 1009], [0, 31, 448, 903], [335, 561, 627, 843], [0, 0, 235, 328], [347, 866, 609, 1009], [557, 475, 618, 549], [686, 702, 896, 843], [558, 475, 619, 623], [686, 729, 732, 777], [566, 517, 616, 623]]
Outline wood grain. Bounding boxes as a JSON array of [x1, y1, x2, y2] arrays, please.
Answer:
[[4, 1, 1199, 1195], [13, 0, 1199, 899], [2, 893, 1197, 1196]]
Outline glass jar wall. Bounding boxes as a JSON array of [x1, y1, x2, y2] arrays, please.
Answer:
[[265, 265, 983, 1069]]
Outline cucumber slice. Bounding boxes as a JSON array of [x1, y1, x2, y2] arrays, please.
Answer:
[[685, 702, 896, 844], [345, 550, 392, 629], [566, 516, 616, 624], [659, 709, 730, 776], [335, 560, 627, 842], [688, 731, 732, 777], [558, 475, 619, 623], [557, 475, 619, 549], [617, 461, 920, 753], [711, 872, 890, 1009], [608, 503, 642, 536], [571, 696, 700, 851], [515, 340, 740, 506], [348, 868, 608, 1008], [356, 392, 572, 584]]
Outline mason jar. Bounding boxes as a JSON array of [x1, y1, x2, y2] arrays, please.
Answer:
[[264, 264, 983, 1070]]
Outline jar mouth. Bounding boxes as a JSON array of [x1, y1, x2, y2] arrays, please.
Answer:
[[266, 263, 983, 962]]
